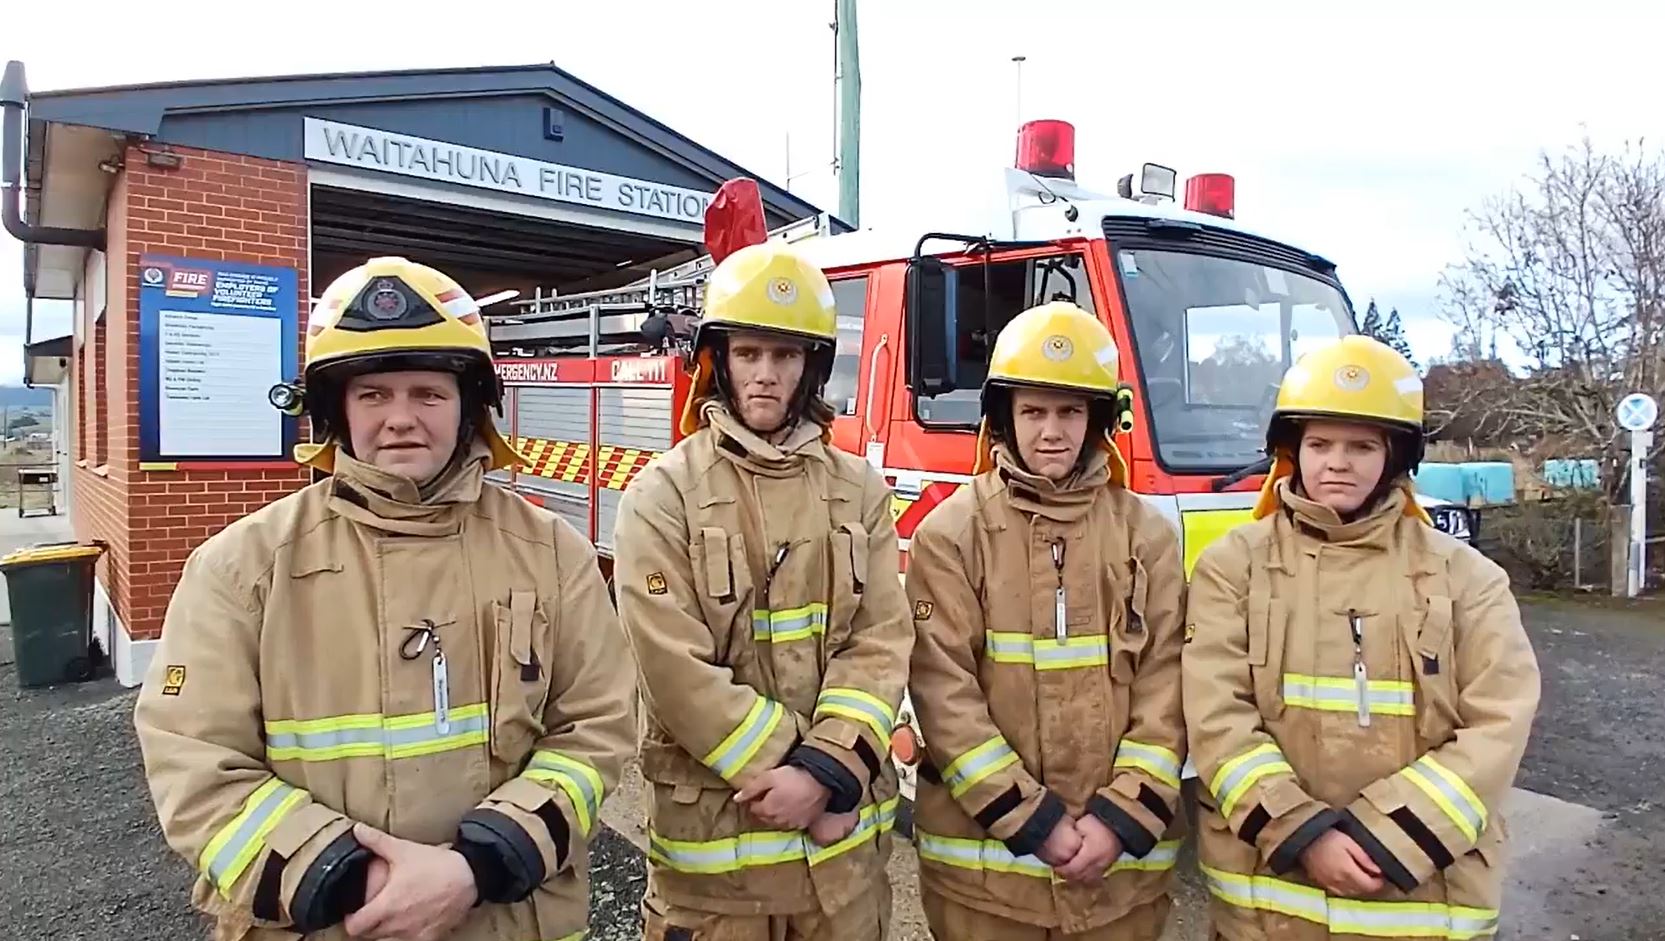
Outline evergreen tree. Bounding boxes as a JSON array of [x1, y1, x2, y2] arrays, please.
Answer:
[[1382, 307, 1419, 368], [1360, 299, 1383, 338]]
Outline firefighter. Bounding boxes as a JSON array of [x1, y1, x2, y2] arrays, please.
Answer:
[[611, 240, 913, 940], [1182, 334, 1541, 941], [132, 257, 637, 941], [905, 301, 1189, 940]]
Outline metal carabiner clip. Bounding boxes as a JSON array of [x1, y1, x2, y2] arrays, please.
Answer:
[[400, 620, 436, 661]]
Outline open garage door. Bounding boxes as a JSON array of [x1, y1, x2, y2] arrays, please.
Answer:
[[308, 184, 704, 308]]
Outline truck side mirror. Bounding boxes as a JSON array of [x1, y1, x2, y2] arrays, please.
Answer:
[[907, 256, 953, 396]]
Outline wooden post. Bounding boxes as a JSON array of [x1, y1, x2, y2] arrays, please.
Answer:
[[1610, 505, 1632, 597], [1574, 517, 1583, 590]]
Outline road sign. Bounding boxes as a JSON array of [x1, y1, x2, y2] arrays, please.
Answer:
[[1616, 392, 1658, 432]]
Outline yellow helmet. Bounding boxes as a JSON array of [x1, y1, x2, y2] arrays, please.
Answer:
[[1254, 334, 1430, 521], [274, 256, 525, 472], [679, 241, 838, 435], [973, 302, 1132, 485]]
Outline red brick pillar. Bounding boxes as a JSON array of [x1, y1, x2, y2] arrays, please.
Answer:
[[74, 143, 314, 679]]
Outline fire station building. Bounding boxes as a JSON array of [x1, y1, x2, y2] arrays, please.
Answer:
[[5, 61, 837, 687]]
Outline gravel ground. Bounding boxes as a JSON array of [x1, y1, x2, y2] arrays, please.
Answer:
[[3, 596, 1663, 940]]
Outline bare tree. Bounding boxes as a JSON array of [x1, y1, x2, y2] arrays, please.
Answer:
[[1437, 134, 1665, 500]]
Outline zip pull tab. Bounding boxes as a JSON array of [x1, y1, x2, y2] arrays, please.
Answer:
[[1051, 539, 1067, 643], [1348, 609, 1369, 728], [431, 635, 451, 735]]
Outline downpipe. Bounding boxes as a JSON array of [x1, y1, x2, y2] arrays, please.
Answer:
[[1, 60, 107, 251]]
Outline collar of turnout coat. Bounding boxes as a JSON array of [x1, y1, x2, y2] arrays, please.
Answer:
[[1275, 475, 1409, 548], [325, 438, 493, 536], [992, 443, 1110, 523], [703, 400, 830, 478]]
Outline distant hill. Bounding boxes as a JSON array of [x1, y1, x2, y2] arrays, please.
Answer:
[[0, 386, 53, 408]]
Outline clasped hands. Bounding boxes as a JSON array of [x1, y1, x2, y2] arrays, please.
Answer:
[[340, 823, 477, 941], [1036, 813, 1123, 884], [734, 766, 860, 845]]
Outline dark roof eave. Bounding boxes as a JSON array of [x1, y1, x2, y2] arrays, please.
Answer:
[[24, 62, 840, 229]]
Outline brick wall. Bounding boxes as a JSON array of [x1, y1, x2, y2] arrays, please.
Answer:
[[72, 143, 312, 640]]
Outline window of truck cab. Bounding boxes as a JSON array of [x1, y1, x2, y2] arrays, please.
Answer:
[[912, 251, 1095, 428], [1114, 242, 1353, 473], [825, 275, 869, 416]]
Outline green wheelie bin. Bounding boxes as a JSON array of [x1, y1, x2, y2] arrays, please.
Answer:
[[1, 541, 106, 689]]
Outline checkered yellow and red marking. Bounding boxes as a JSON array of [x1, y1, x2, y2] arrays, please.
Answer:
[[511, 438, 659, 491]]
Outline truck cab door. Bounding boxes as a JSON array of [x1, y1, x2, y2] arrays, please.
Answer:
[[828, 268, 900, 466]]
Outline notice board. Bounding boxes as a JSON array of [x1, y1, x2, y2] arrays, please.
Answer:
[[137, 254, 300, 467]]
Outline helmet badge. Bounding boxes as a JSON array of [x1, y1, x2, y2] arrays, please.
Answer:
[[366, 279, 408, 321], [1333, 364, 1371, 391], [766, 276, 799, 306], [1042, 334, 1074, 362]]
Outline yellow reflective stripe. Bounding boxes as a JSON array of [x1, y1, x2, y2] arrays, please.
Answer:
[[983, 631, 1110, 670], [1114, 739, 1183, 789], [525, 751, 605, 836], [916, 831, 1181, 881], [941, 735, 1020, 798], [1210, 742, 1294, 819], [198, 778, 306, 896], [813, 687, 895, 742], [702, 695, 786, 782], [1400, 755, 1487, 843], [1202, 864, 1499, 938], [1282, 673, 1416, 717], [648, 797, 899, 873], [264, 703, 490, 762], [751, 603, 829, 643]]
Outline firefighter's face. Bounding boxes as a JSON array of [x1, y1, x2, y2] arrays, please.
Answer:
[[1010, 387, 1090, 481], [343, 370, 462, 482], [724, 331, 807, 432], [1297, 419, 1389, 515]]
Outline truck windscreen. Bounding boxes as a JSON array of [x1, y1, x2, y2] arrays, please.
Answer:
[[1115, 247, 1352, 473]]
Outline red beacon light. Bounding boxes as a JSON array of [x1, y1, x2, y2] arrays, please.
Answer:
[[1015, 119, 1076, 181], [1184, 173, 1236, 219]]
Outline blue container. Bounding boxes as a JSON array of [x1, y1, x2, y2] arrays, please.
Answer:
[[1542, 458, 1599, 489], [1412, 463, 1466, 504], [1460, 462, 1515, 505]]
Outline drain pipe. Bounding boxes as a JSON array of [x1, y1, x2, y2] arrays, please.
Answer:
[[3, 60, 106, 349], [2, 60, 107, 251]]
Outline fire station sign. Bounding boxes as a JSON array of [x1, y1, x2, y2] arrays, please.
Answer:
[[303, 117, 715, 226]]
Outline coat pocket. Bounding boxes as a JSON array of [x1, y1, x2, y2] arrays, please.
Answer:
[[1247, 595, 1288, 720], [1110, 558, 1154, 686], [490, 590, 552, 765], [826, 522, 870, 650], [1410, 596, 1460, 745], [687, 528, 754, 665]]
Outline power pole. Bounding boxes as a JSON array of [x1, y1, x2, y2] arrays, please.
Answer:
[[835, 0, 861, 228], [1012, 55, 1027, 126]]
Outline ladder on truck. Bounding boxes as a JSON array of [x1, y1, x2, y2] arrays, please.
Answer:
[[486, 213, 833, 357]]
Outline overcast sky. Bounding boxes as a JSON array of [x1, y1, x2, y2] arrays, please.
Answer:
[[3, 0, 1656, 384]]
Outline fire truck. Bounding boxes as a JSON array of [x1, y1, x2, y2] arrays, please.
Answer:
[[483, 118, 1475, 794]]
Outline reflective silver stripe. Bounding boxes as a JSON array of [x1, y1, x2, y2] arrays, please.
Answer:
[[1401, 755, 1487, 842], [649, 798, 900, 873], [752, 604, 828, 643], [1202, 864, 1500, 938], [1114, 739, 1183, 789], [813, 688, 895, 740], [983, 631, 1109, 669], [702, 696, 786, 781], [916, 832, 1181, 879], [265, 704, 490, 761], [941, 736, 1020, 798], [1282, 674, 1416, 716], [1210, 743, 1293, 818], [199, 778, 306, 895], [526, 751, 604, 835]]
